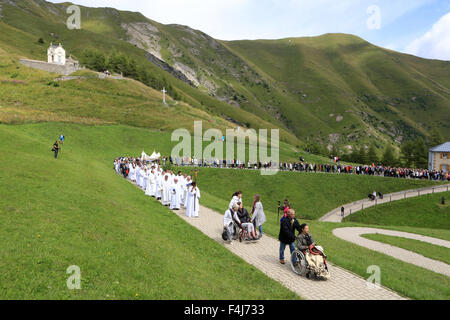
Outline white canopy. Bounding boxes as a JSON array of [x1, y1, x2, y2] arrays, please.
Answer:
[[141, 150, 161, 162]]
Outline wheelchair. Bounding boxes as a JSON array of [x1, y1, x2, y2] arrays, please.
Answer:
[[290, 243, 330, 280], [233, 221, 258, 242]]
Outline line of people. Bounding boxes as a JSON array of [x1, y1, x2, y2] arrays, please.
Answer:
[[160, 156, 449, 182], [114, 157, 200, 217]]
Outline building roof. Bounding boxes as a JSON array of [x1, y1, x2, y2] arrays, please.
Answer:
[[430, 142, 450, 152]]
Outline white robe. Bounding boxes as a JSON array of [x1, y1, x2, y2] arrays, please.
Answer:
[[183, 180, 192, 208], [129, 166, 136, 182], [155, 173, 163, 199], [170, 182, 182, 210], [145, 172, 156, 196], [185, 187, 201, 217], [161, 178, 171, 206]]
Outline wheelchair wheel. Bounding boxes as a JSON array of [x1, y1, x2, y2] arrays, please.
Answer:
[[290, 250, 307, 276]]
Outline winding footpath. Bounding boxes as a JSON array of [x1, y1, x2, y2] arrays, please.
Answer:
[[333, 228, 450, 277], [128, 180, 405, 300], [320, 184, 450, 222]]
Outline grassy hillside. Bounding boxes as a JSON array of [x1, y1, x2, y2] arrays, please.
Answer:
[[344, 192, 450, 229], [0, 1, 302, 147], [1, 0, 449, 154], [0, 123, 300, 300], [0, 122, 448, 300]]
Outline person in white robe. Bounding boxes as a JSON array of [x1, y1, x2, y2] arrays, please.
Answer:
[[155, 171, 163, 200], [129, 164, 136, 182], [223, 204, 239, 243], [145, 169, 156, 197], [136, 166, 143, 188], [161, 175, 171, 206], [169, 178, 182, 210], [251, 194, 267, 239], [183, 176, 192, 208], [142, 168, 148, 190], [178, 173, 186, 205], [185, 182, 201, 217]]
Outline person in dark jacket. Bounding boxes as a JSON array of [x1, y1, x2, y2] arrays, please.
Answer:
[[278, 209, 302, 265]]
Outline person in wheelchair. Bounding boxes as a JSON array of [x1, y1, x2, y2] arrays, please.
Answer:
[[223, 204, 240, 244], [235, 202, 257, 241], [295, 224, 330, 280]]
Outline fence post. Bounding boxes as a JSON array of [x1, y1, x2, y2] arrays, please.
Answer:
[[362, 203, 364, 210], [390, 195, 392, 202]]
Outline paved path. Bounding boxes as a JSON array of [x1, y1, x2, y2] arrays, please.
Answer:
[[333, 228, 450, 277], [128, 180, 405, 300], [320, 184, 450, 222]]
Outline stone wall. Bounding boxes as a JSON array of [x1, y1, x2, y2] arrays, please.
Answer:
[[19, 59, 79, 76]]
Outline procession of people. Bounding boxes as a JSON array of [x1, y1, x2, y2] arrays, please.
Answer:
[[162, 155, 450, 182], [115, 157, 200, 218], [114, 154, 330, 280]]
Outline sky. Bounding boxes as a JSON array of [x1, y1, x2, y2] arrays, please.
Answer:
[[49, 0, 450, 60]]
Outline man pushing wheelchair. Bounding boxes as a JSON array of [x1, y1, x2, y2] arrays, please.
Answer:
[[279, 209, 330, 280]]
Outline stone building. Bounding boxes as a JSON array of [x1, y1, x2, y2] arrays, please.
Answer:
[[429, 142, 450, 172], [19, 43, 80, 76]]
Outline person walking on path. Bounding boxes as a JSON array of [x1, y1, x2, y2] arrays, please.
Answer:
[[52, 141, 60, 160], [251, 194, 266, 239], [278, 209, 302, 265]]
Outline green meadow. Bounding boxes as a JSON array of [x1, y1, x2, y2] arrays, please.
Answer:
[[344, 192, 450, 229], [0, 122, 447, 299], [0, 123, 299, 300]]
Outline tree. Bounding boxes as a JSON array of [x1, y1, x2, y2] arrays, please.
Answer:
[[366, 144, 378, 164], [400, 140, 415, 167], [381, 144, 396, 166], [357, 146, 368, 165], [428, 128, 443, 148], [401, 138, 428, 168], [414, 137, 428, 169]]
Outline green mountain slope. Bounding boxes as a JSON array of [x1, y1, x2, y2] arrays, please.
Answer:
[[1, 0, 449, 154]]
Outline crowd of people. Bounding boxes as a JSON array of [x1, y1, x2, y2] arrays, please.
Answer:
[[114, 157, 200, 217], [115, 155, 330, 279], [159, 156, 450, 181]]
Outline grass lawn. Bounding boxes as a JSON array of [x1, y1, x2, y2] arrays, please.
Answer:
[[1, 122, 448, 300], [0, 123, 299, 300], [362, 234, 450, 265], [344, 192, 450, 229]]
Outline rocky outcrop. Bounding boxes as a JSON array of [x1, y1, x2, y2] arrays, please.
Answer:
[[144, 52, 195, 87]]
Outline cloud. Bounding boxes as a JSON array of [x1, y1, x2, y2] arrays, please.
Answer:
[[405, 12, 450, 61]]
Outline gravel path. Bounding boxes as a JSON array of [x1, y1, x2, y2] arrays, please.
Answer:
[[333, 227, 450, 277], [320, 184, 450, 222]]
